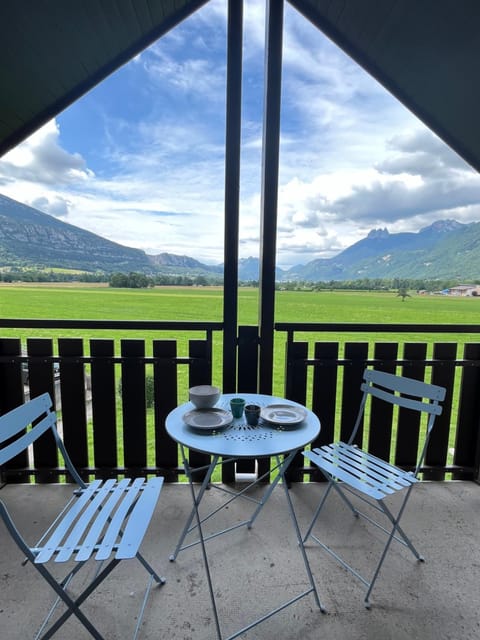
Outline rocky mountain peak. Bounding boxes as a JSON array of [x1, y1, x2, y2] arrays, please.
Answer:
[[420, 219, 464, 233], [367, 227, 389, 239]]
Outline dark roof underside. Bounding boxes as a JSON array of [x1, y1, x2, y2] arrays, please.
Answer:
[[1, 0, 480, 173], [0, 0, 208, 156]]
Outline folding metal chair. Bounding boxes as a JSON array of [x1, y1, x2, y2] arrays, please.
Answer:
[[303, 369, 446, 607], [0, 393, 165, 639]]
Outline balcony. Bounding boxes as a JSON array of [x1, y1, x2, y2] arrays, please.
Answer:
[[1, 318, 480, 637], [2, 3, 480, 636], [1, 480, 479, 639]]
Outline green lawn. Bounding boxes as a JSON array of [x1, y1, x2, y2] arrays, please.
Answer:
[[3, 283, 480, 327], [2, 283, 480, 390], [2, 284, 478, 477]]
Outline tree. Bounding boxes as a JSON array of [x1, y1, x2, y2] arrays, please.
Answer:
[[397, 287, 411, 301]]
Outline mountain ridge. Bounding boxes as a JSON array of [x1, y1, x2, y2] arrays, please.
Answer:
[[1, 193, 479, 281]]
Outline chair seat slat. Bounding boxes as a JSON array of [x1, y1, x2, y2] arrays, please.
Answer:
[[337, 442, 415, 481], [312, 445, 414, 491], [54, 479, 118, 563], [306, 446, 416, 499], [334, 443, 415, 488], [75, 479, 132, 562], [95, 478, 146, 561], [117, 477, 164, 559], [34, 480, 105, 564], [306, 450, 388, 499]]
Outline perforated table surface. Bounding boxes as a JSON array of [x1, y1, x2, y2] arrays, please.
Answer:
[[165, 393, 320, 457]]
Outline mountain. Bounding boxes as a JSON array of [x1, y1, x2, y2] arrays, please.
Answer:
[[2, 193, 480, 281], [147, 252, 222, 276], [284, 219, 480, 281], [237, 257, 285, 281], [0, 194, 219, 276]]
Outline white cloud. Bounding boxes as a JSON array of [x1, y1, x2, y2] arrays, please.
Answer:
[[1, 0, 479, 272], [0, 121, 93, 185], [30, 195, 71, 217]]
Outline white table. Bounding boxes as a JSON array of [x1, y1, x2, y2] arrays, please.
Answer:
[[166, 393, 324, 640]]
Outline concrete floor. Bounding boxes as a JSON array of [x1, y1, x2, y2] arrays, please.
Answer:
[[1, 481, 479, 640]]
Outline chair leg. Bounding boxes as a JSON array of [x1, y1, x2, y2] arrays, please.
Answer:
[[378, 487, 423, 560], [33, 559, 120, 639], [304, 479, 423, 608], [303, 474, 360, 544], [331, 481, 360, 516], [135, 551, 166, 584], [302, 480, 334, 542], [363, 494, 422, 607], [37, 554, 164, 640]]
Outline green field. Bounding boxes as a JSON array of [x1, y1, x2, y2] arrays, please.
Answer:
[[2, 283, 480, 373], [2, 282, 480, 326], [2, 284, 478, 474], [2, 282, 480, 394]]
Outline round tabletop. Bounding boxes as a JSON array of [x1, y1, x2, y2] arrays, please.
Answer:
[[165, 393, 320, 458]]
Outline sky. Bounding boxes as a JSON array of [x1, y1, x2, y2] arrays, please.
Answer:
[[1, 0, 480, 270]]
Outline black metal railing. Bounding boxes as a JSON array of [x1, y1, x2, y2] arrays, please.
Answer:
[[1, 320, 479, 484], [278, 322, 480, 483]]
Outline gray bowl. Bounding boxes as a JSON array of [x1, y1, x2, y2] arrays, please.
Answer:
[[189, 385, 221, 409]]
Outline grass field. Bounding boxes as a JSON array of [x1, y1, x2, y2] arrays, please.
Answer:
[[2, 282, 480, 325], [1, 283, 480, 386], [2, 282, 479, 395], [2, 284, 478, 475]]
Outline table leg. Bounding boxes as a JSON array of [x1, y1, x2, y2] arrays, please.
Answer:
[[171, 446, 324, 640], [170, 447, 219, 561], [172, 446, 223, 639], [275, 454, 325, 612], [246, 450, 296, 528]]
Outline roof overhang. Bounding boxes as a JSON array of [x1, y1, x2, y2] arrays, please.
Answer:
[[1, 0, 480, 173], [0, 0, 208, 157]]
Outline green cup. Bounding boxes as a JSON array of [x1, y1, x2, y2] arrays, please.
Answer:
[[230, 397, 246, 418]]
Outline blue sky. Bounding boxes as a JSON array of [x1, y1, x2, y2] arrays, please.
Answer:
[[1, 0, 480, 269]]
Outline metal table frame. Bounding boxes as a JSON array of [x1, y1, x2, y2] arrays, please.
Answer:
[[166, 393, 325, 640]]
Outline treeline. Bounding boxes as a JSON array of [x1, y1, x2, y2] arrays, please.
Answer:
[[108, 272, 223, 288], [276, 277, 480, 291], [0, 269, 107, 283], [0, 269, 222, 286], [1, 269, 478, 291]]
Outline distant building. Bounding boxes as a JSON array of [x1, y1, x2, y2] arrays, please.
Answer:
[[447, 285, 480, 297]]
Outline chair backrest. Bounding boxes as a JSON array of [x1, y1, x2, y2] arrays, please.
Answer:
[[350, 369, 446, 473], [362, 369, 445, 419], [0, 393, 84, 486]]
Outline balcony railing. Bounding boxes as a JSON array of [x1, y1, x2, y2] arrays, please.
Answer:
[[1, 320, 479, 485]]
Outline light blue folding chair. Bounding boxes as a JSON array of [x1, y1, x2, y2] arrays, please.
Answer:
[[0, 393, 165, 639], [303, 369, 446, 607]]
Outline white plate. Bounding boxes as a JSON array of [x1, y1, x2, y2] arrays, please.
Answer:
[[183, 408, 233, 430], [260, 404, 307, 425]]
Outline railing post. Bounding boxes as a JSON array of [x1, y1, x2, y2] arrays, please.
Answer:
[[27, 338, 59, 483], [58, 338, 88, 480], [120, 339, 147, 477], [425, 343, 456, 480], [153, 340, 179, 481], [90, 339, 118, 477], [455, 343, 480, 482], [222, 0, 243, 394], [341, 343, 369, 445], [237, 325, 259, 392], [258, 0, 284, 394], [284, 339, 308, 483], [0, 338, 26, 483]]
